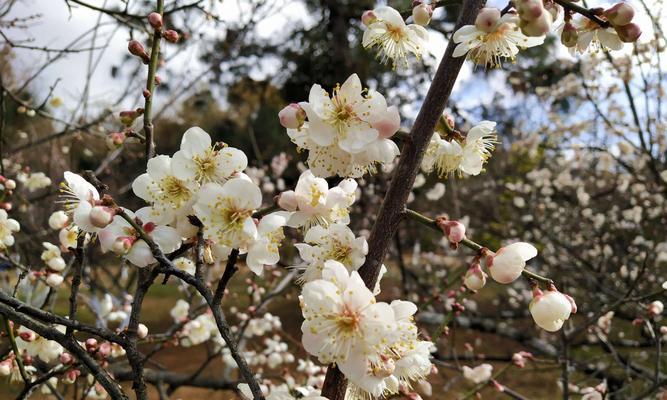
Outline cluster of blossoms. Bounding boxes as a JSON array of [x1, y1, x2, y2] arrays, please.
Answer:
[[280, 74, 401, 178], [562, 3, 641, 53], [300, 261, 434, 397]]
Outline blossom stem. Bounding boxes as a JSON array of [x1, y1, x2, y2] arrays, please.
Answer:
[[404, 208, 554, 285], [553, 0, 610, 28], [143, 0, 164, 160], [2, 316, 29, 383]]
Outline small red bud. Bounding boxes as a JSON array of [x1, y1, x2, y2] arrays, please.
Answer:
[[148, 12, 163, 30], [128, 40, 150, 64], [143, 89, 151, 98], [163, 30, 180, 43]]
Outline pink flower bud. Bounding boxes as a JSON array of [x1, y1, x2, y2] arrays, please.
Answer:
[[277, 190, 298, 211], [518, 0, 544, 21], [148, 12, 163, 30], [278, 103, 306, 129], [521, 11, 552, 36], [463, 263, 487, 291], [362, 10, 378, 26], [85, 338, 98, 352], [648, 300, 664, 317], [19, 330, 36, 342], [163, 30, 180, 43], [372, 106, 401, 139], [128, 40, 150, 64], [106, 132, 127, 150], [64, 369, 80, 384], [561, 22, 579, 47], [97, 342, 111, 358], [615, 22, 641, 42], [445, 221, 466, 243], [137, 323, 149, 339], [112, 237, 134, 254], [143, 221, 156, 233], [60, 352, 73, 364], [89, 206, 115, 228], [475, 8, 501, 33], [412, 4, 433, 26], [605, 3, 634, 26]]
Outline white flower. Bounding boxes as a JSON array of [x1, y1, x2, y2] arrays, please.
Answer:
[[453, 14, 544, 68], [18, 171, 52, 192], [0, 209, 19, 248], [59, 225, 79, 249], [530, 289, 575, 332], [463, 264, 487, 291], [568, 17, 623, 54], [487, 242, 538, 284], [287, 74, 400, 178], [170, 299, 190, 322], [300, 260, 395, 367], [59, 172, 100, 233], [98, 207, 182, 268], [181, 314, 216, 346], [462, 363, 493, 383], [48, 211, 69, 230], [362, 6, 428, 68], [295, 223, 368, 282], [173, 257, 196, 275], [422, 134, 463, 177], [41, 242, 66, 271], [246, 211, 291, 275], [171, 127, 247, 184], [193, 178, 262, 248], [459, 121, 497, 175], [279, 169, 356, 228], [238, 383, 328, 400], [132, 155, 197, 222], [16, 325, 64, 363]]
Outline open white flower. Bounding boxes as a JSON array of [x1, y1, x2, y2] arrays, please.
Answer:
[[132, 155, 196, 223], [362, 6, 428, 68], [16, 325, 64, 363], [181, 313, 216, 347], [246, 211, 291, 275], [172, 127, 247, 184], [462, 363, 493, 384], [459, 121, 497, 175], [170, 299, 190, 322], [18, 171, 52, 192], [294, 223, 368, 282], [487, 242, 538, 284], [193, 178, 262, 248], [59, 171, 101, 233], [422, 134, 464, 177], [453, 13, 544, 68], [287, 74, 400, 178], [0, 209, 20, 248], [98, 207, 182, 268], [530, 289, 576, 331], [300, 260, 395, 368], [279, 169, 356, 228], [568, 17, 623, 54]]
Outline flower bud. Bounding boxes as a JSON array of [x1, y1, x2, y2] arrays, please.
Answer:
[[127, 40, 150, 64], [0, 360, 11, 376], [605, 3, 634, 26], [277, 190, 298, 211], [46, 273, 64, 287], [19, 330, 36, 342], [89, 206, 115, 228], [560, 22, 579, 47], [106, 131, 127, 150], [47, 257, 66, 272], [615, 22, 641, 42], [362, 10, 378, 26], [648, 300, 664, 317], [475, 8, 501, 33], [137, 323, 149, 339], [511, 351, 533, 368], [372, 105, 401, 139], [148, 12, 163, 30], [97, 342, 112, 358], [412, 4, 433, 26], [529, 289, 574, 332], [112, 237, 134, 255], [48, 211, 69, 230], [60, 352, 73, 364], [4, 179, 16, 190], [278, 103, 306, 129], [487, 242, 537, 284], [85, 338, 98, 352], [163, 30, 180, 43], [518, 0, 544, 21], [63, 369, 80, 384], [521, 11, 552, 36], [463, 263, 487, 291]]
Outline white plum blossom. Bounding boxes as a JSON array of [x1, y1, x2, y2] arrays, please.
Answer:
[[567, 17, 623, 54], [41, 242, 66, 271], [463, 263, 487, 291], [59, 225, 79, 249], [294, 223, 368, 282], [362, 6, 428, 68], [193, 178, 262, 248], [48, 210, 69, 230], [238, 383, 327, 400], [246, 211, 291, 275], [98, 207, 181, 268], [286, 74, 400, 178], [462, 363, 493, 384], [170, 299, 190, 322], [171, 127, 247, 184], [16, 325, 64, 363], [278, 169, 356, 228], [487, 242, 538, 284], [0, 209, 20, 249], [18, 171, 52, 192], [529, 289, 576, 332], [453, 13, 544, 68], [59, 172, 101, 233], [181, 313, 217, 347], [300, 260, 396, 369], [173, 257, 196, 275]]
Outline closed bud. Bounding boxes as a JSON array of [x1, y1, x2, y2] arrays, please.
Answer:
[[488, 242, 537, 284], [518, 0, 544, 21], [4, 179, 16, 190], [106, 132, 127, 150], [521, 11, 552, 36], [605, 3, 634, 26], [615, 22, 641, 42], [46, 273, 64, 287], [163, 29, 180, 43], [97, 342, 112, 358], [362, 10, 378, 26], [463, 263, 487, 291], [648, 300, 664, 317], [137, 323, 149, 339], [148, 12, 163, 30], [277, 190, 298, 211], [48, 211, 69, 230], [0, 360, 11, 376], [85, 338, 98, 352], [89, 206, 115, 228], [561, 22, 579, 47], [412, 4, 433, 26], [278, 103, 306, 129], [475, 8, 501, 33], [60, 352, 73, 364], [64, 369, 80, 384], [127, 40, 150, 64], [47, 257, 66, 272], [529, 289, 573, 332], [112, 237, 134, 254]]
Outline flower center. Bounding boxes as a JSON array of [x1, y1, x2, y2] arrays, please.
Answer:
[[335, 305, 361, 333], [160, 176, 191, 207], [193, 148, 218, 182]]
